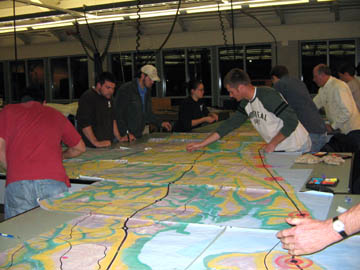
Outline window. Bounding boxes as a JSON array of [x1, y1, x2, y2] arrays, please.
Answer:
[[219, 46, 244, 95], [245, 44, 272, 87], [28, 59, 45, 97], [188, 48, 211, 97], [111, 53, 133, 84], [301, 40, 356, 94], [71, 56, 89, 99], [301, 41, 327, 94], [163, 49, 186, 97], [135, 51, 156, 71], [329, 40, 356, 75], [10, 61, 26, 102], [50, 57, 69, 100]]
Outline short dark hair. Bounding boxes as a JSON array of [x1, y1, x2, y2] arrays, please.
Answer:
[[20, 86, 44, 103], [338, 63, 355, 76], [316, 64, 331, 76], [223, 68, 251, 88], [270, 65, 289, 79], [95, 72, 116, 85], [187, 79, 202, 95]]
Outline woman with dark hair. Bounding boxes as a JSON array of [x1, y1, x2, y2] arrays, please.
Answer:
[[174, 80, 218, 132]]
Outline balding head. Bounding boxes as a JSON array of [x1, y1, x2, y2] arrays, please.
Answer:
[[313, 64, 331, 87]]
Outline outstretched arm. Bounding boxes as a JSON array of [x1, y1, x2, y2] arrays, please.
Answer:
[[186, 132, 220, 152]]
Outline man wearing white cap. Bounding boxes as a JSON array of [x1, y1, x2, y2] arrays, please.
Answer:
[[114, 65, 172, 141]]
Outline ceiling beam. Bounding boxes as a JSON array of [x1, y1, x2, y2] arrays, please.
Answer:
[[330, 2, 340, 22], [48, 30, 66, 42], [177, 18, 187, 32], [88, 27, 102, 39], [225, 13, 234, 29], [275, 7, 285, 25], [17, 33, 31, 45]]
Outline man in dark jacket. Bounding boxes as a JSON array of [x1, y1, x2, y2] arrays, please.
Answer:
[[114, 65, 172, 141]]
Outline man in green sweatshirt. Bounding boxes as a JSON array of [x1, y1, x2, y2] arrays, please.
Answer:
[[187, 68, 311, 153]]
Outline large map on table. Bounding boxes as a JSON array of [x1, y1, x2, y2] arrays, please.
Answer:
[[1, 215, 359, 269], [1, 128, 358, 269]]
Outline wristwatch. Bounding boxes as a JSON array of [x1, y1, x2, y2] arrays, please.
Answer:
[[332, 216, 348, 239]]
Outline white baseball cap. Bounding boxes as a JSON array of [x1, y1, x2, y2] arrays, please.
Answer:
[[141, 65, 160, 82]]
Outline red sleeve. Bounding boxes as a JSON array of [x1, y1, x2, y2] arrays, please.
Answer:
[[61, 118, 82, 147], [0, 107, 8, 140]]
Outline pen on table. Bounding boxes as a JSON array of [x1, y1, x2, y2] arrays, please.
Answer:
[[0, 232, 16, 239]]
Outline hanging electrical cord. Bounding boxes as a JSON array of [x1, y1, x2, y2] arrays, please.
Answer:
[[83, 9, 100, 56], [135, 0, 142, 65], [12, 0, 18, 102], [146, 0, 182, 65], [230, 0, 236, 61], [109, 0, 126, 82], [75, 21, 95, 61], [73, 9, 115, 76], [157, 0, 182, 52], [217, 2, 228, 47], [240, 9, 278, 65], [100, 22, 115, 63]]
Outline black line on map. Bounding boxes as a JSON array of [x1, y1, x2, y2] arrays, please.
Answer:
[[59, 212, 93, 270], [105, 151, 206, 270]]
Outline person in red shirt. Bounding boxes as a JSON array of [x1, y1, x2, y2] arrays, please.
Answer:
[[0, 88, 85, 219]]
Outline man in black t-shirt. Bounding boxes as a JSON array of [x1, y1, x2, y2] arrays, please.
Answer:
[[76, 72, 126, 148]]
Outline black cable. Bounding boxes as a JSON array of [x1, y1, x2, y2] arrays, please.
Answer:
[[135, 0, 142, 64], [230, 0, 236, 61], [240, 9, 278, 65], [100, 22, 115, 62], [83, 9, 99, 55], [13, 0, 18, 102], [217, 2, 228, 47], [75, 21, 95, 61], [157, 0, 182, 52], [147, 0, 182, 65]]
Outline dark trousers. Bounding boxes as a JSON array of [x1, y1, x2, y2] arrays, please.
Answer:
[[320, 130, 360, 194]]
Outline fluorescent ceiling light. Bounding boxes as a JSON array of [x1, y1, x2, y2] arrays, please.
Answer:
[[32, 22, 74, 29], [0, 27, 28, 34], [249, 0, 309, 8], [77, 16, 124, 24], [129, 10, 177, 19], [185, 3, 243, 14]]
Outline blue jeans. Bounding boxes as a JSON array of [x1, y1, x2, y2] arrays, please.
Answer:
[[4, 179, 68, 220], [309, 132, 327, 152]]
